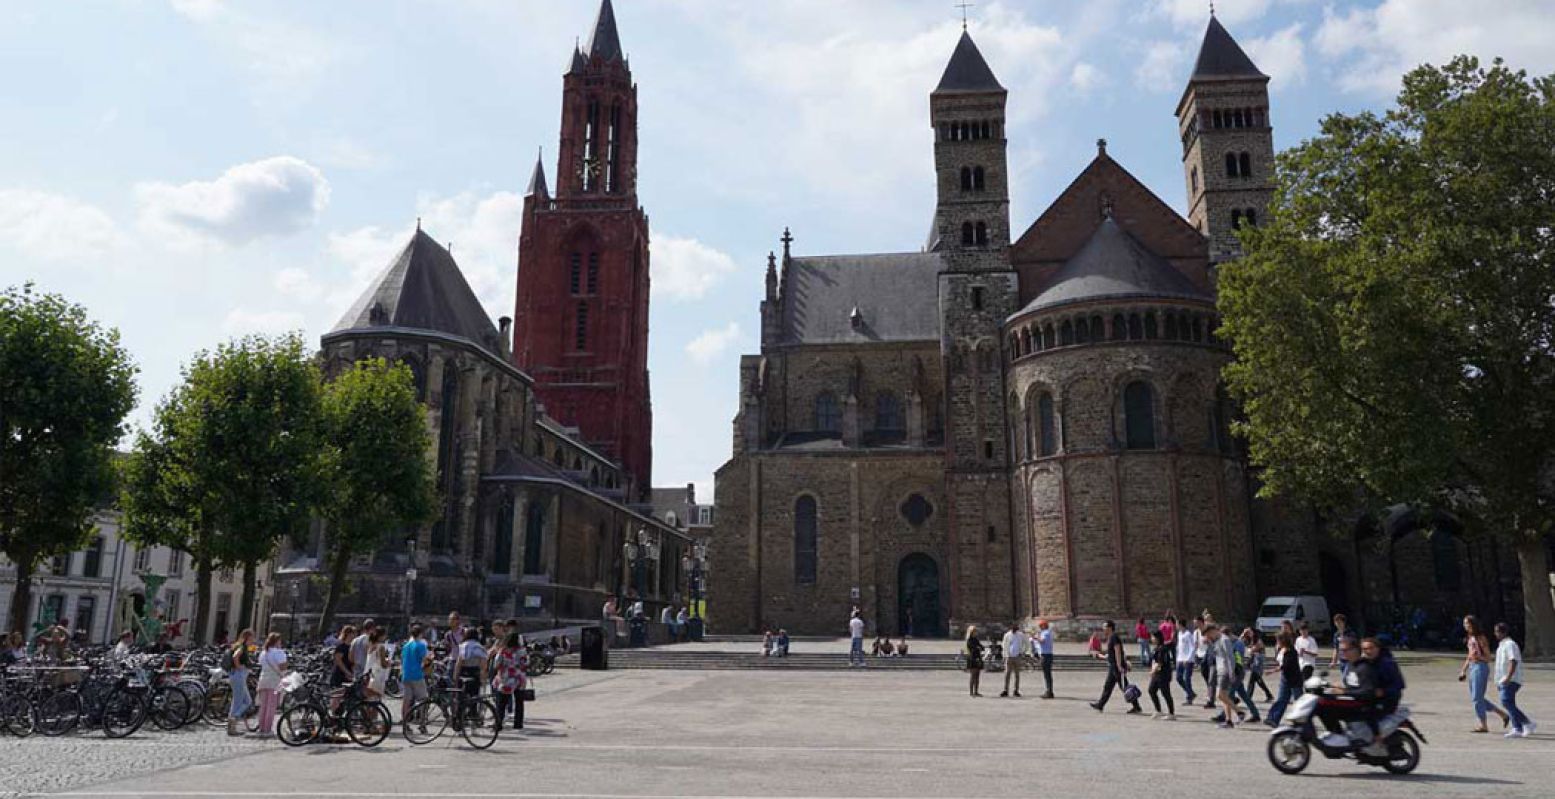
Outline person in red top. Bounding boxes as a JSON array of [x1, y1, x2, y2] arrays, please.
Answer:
[[1160, 614, 1178, 648], [489, 631, 528, 732], [1135, 617, 1151, 669]]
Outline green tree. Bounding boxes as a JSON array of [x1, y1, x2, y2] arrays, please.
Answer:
[[1220, 57, 1555, 652], [1, 285, 136, 634], [315, 358, 435, 637]]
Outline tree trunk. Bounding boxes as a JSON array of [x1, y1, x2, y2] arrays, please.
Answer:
[[237, 561, 257, 632], [1515, 535, 1555, 656], [315, 544, 351, 639], [193, 555, 213, 646], [7, 556, 34, 635]]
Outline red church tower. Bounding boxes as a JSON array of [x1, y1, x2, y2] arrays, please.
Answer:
[[514, 0, 652, 499]]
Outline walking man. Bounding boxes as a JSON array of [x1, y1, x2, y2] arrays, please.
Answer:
[[1206, 624, 1239, 728], [1033, 619, 1055, 698], [1495, 622, 1538, 738], [1000, 623, 1028, 698], [399, 624, 430, 728], [848, 610, 866, 667], [1090, 620, 1142, 714], [1175, 616, 1199, 704]]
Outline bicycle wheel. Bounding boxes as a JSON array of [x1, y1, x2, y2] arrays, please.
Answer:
[[34, 692, 82, 737], [203, 683, 231, 725], [277, 703, 323, 747], [345, 702, 391, 748], [151, 685, 191, 731], [385, 672, 402, 699], [101, 690, 148, 739], [177, 683, 206, 726], [1, 694, 35, 737], [402, 698, 448, 745], [458, 697, 500, 750]]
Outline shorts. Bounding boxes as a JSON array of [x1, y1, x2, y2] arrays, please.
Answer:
[[401, 679, 429, 704]]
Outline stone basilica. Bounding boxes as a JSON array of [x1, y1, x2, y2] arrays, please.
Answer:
[[715, 17, 1310, 637]]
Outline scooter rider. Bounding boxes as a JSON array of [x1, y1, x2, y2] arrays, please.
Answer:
[[1314, 638, 1382, 747]]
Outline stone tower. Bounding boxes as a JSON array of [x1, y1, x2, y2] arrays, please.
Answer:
[[514, 0, 653, 499], [1176, 14, 1274, 267], [929, 29, 1020, 627]]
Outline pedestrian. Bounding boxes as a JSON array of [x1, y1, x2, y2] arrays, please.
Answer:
[[350, 619, 377, 679], [1196, 616, 1215, 707], [490, 631, 526, 732], [1147, 630, 1175, 719], [1494, 622, 1537, 738], [1159, 613, 1177, 648], [1174, 616, 1199, 704], [1459, 615, 1509, 733], [1000, 622, 1028, 698], [777, 629, 790, 657], [441, 611, 463, 661], [1090, 620, 1142, 714], [1033, 618, 1055, 699], [329, 624, 356, 712], [1135, 617, 1151, 668], [848, 610, 866, 667], [365, 628, 390, 700], [226, 628, 254, 736], [1265, 630, 1301, 726], [1295, 622, 1319, 680], [964, 626, 985, 697], [1330, 613, 1356, 675], [455, 626, 488, 700], [1227, 627, 1262, 722], [1244, 628, 1274, 701], [399, 624, 431, 727], [254, 632, 287, 739], [1206, 624, 1239, 728]]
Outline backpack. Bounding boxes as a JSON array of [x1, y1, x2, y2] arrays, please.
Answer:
[[1377, 653, 1406, 697]]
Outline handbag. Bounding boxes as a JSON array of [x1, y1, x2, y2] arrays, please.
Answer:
[[1122, 676, 1141, 704]]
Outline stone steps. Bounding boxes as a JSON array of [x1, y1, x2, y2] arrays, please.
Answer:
[[559, 650, 1107, 671]]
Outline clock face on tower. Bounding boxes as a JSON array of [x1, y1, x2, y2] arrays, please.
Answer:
[[576, 157, 602, 180]]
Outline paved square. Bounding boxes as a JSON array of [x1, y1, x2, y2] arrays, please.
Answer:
[[3, 656, 1549, 799]]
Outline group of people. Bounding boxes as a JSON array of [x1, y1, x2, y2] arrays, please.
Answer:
[[603, 596, 696, 642], [760, 628, 790, 657], [962, 620, 1056, 699]]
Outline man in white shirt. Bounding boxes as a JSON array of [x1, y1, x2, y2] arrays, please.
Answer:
[[1031, 620, 1055, 698], [1495, 622, 1536, 738], [1000, 624, 1029, 698], [1295, 623, 1320, 680], [1175, 620, 1199, 703], [848, 611, 866, 666]]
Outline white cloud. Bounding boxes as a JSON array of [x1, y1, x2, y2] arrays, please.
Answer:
[[1246, 23, 1306, 88], [136, 156, 330, 248], [651, 234, 737, 301], [0, 189, 126, 262], [1314, 0, 1555, 95], [169, 0, 340, 96], [1135, 40, 1190, 92], [1069, 62, 1106, 93], [1150, 0, 1275, 30], [273, 266, 324, 302], [685, 322, 742, 364], [221, 308, 305, 336]]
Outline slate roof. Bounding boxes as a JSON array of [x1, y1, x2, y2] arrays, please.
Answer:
[[934, 31, 1004, 93], [782, 252, 943, 344], [331, 228, 503, 352], [586, 0, 624, 63], [1015, 217, 1210, 316], [1191, 16, 1265, 80]]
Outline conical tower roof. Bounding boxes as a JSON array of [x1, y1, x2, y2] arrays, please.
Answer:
[[1191, 15, 1265, 80], [526, 153, 549, 199], [934, 30, 1004, 93], [585, 0, 624, 63], [331, 228, 501, 352]]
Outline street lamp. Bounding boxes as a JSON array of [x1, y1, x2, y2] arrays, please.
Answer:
[[287, 581, 301, 643], [682, 541, 708, 641], [403, 536, 418, 636], [623, 528, 652, 647]]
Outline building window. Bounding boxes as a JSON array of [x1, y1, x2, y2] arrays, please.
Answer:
[[960, 166, 972, 191], [1059, 320, 1074, 346], [575, 303, 589, 350], [974, 221, 988, 246], [971, 286, 984, 311], [875, 392, 904, 432], [1239, 152, 1252, 178], [794, 495, 817, 585], [214, 593, 231, 640], [1191, 166, 1199, 193], [986, 525, 997, 543], [901, 494, 933, 526], [493, 495, 515, 575], [82, 537, 104, 578], [163, 589, 180, 622], [1231, 209, 1243, 228], [133, 546, 151, 573], [523, 503, 546, 575], [587, 252, 599, 294], [973, 166, 985, 191], [1124, 381, 1156, 450], [168, 551, 183, 577], [1037, 392, 1057, 456], [569, 253, 582, 295], [814, 391, 840, 433], [1225, 152, 1239, 178], [1244, 208, 1257, 226], [51, 553, 70, 576], [1144, 311, 1159, 339], [982, 439, 994, 460], [73, 596, 95, 641], [1128, 313, 1143, 339]]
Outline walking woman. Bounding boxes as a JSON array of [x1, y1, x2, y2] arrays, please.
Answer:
[[490, 631, 526, 731], [1147, 630, 1175, 719], [226, 629, 254, 735], [1244, 628, 1274, 702], [1265, 631, 1301, 726], [1459, 615, 1508, 733], [255, 632, 288, 739], [965, 626, 985, 697]]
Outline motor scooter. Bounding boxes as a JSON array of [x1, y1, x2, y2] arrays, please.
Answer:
[[1266, 674, 1425, 775]]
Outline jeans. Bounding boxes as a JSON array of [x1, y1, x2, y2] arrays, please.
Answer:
[[1467, 662, 1502, 724], [1175, 660, 1197, 701], [849, 637, 864, 665], [1039, 653, 1054, 695], [1500, 681, 1533, 731], [228, 668, 251, 720], [1230, 671, 1260, 719], [1138, 640, 1151, 668], [1266, 677, 1294, 724]]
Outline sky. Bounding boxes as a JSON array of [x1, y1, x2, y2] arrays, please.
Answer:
[[3, 0, 1554, 500]]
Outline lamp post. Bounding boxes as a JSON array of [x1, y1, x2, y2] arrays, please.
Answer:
[[287, 581, 300, 643], [682, 541, 708, 641], [623, 528, 651, 647], [403, 536, 418, 636]]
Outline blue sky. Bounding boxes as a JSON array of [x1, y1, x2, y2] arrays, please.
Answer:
[[3, 0, 1553, 498]]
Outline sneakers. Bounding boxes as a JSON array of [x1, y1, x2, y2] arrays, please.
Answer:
[[1151, 712, 1162, 720], [1525, 720, 1538, 736], [1505, 729, 1522, 739], [1218, 721, 1235, 729]]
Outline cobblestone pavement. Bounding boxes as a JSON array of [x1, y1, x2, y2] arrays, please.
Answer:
[[0, 731, 275, 798]]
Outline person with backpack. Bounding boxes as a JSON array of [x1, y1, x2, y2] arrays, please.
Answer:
[[1090, 620, 1142, 715], [226, 628, 254, 736]]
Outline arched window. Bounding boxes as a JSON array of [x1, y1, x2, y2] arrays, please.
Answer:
[[960, 167, 972, 191], [493, 495, 515, 575], [1165, 314, 1179, 340], [1245, 208, 1257, 226], [569, 252, 583, 295], [1233, 109, 1244, 127], [1037, 392, 1057, 456], [815, 391, 840, 433], [1124, 381, 1156, 449], [1239, 152, 1252, 178], [973, 166, 985, 191], [875, 391, 904, 432], [1191, 316, 1204, 342], [1020, 328, 1032, 355], [1075, 317, 1090, 344], [1042, 324, 1055, 349], [575, 302, 589, 350], [1225, 152, 1239, 177], [961, 222, 975, 246], [980, 120, 991, 139], [1144, 311, 1159, 339], [1231, 209, 1243, 228], [794, 496, 818, 585], [1213, 109, 1223, 128], [974, 221, 988, 246], [1091, 315, 1104, 340], [1059, 320, 1075, 346], [523, 502, 545, 575], [1112, 313, 1127, 341], [1127, 313, 1143, 339]]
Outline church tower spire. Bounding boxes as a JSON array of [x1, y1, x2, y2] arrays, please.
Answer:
[[930, 30, 1010, 256], [1176, 14, 1274, 266]]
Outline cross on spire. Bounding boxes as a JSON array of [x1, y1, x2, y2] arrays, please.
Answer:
[[955, 2, 974, 30]]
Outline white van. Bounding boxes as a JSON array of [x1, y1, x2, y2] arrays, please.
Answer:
[[1255, 595, 1331, 637]]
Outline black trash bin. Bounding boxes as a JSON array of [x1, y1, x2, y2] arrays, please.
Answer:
[[580, 625, 608, 670]]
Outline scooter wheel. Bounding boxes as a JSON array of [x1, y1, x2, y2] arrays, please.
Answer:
[[1267, 730, 1311, 775], [1381, 732, 1420, 774]]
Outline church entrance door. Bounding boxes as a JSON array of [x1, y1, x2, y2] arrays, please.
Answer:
[[897, 553, 943, 637]]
